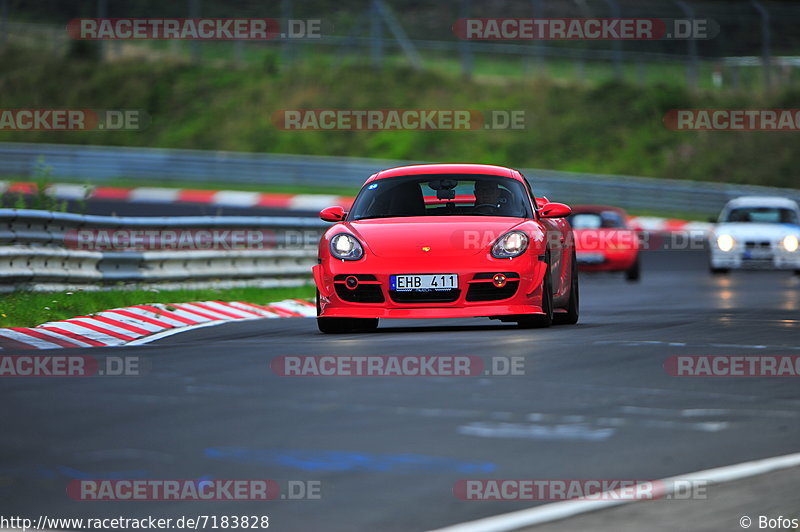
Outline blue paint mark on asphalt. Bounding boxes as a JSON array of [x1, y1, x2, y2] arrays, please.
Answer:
[[204, 448, 495, 473]]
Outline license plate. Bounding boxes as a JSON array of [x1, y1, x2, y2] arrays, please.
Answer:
[[744, 250, 772, 260], [391, 274, 458, 291], [576, 253, 605, 264]]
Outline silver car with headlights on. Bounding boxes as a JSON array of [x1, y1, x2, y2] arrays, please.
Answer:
[[709, 196, 800, 274]]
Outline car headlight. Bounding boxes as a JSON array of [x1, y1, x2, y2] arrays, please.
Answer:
[[330, 233, 364, 260], [492, 231, 529, 259], [782, 235, 799, 253], [716, 234, 735, 252]]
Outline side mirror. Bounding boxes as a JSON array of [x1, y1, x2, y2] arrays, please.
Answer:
[[320, 206, 346, 222], [539, 202, 572, 219]]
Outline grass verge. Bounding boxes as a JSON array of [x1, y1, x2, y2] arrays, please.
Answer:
[[0, 285, 316, 328]]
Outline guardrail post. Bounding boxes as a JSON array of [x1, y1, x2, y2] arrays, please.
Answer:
[[0, 0, 8, 46], [189, 0, 201, 64], [751, 0, 771, 90], [602, 0, 623, 81], [459, 0, 473, 79], [673, 0, 698, 89], [370, 0, 383, 69]]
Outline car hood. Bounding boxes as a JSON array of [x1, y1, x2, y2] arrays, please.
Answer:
[[712, 223, 800, 241], [346, 216, 527, 258]]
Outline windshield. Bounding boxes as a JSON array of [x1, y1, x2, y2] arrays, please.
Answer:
[[568, 211, 626, 229], [724, 207, 799, 224], [348, 174, 533, 221]]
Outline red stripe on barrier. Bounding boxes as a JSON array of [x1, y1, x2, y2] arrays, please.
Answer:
[[38, 327, 106, 347], [9, 328, 80, 348], [92, 187, 133, 199], [177, 189, 218, 203]]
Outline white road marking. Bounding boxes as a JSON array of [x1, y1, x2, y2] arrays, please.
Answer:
[[429, 451, 800, 532]]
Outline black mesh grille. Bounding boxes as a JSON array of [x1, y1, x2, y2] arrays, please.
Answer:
[[390, 290, 461, 304], [334, 275, 384, 303]]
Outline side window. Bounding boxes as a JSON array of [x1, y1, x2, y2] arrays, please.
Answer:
[[517, 172, 537, 215]]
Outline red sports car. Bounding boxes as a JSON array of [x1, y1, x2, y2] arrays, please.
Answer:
[[567, 205, 642, 282], [311, 163, 579, 333]]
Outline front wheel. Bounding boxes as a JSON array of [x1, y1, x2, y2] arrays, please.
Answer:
[[316, 289, 379, 333], [516, 261, 553, 329], [554, 252, 579, 325], [710, 267, 730, 275], [625, 256, 641, 282]]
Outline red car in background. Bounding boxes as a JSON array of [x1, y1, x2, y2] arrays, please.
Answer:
[[312, 164, 579, 333], [567, 205, 642, 282]]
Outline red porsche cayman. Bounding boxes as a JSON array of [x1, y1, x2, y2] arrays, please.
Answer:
[[568, 205, 642, 282], [312, 164, 579, 333]]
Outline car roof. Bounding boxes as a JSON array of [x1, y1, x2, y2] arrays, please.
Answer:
[[724, 196, 800, 210], [367, 163, 520, 184]]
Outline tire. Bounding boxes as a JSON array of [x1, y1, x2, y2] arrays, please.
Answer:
[[625, 256, 641, 282], [795, 270, 800, 276], [553, 252, 579, 325], [710, 267, 730, 275], [316, 290, 379, 333], [517, 259, 553, 329]]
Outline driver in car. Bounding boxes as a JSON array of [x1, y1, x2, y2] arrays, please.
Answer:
[[473, 180, 511, 215]]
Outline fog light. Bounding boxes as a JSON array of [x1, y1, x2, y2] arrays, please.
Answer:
[[492, 273, 507, 287], [345, 275, 359, 289]]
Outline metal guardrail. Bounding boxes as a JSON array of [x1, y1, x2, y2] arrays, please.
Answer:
[[2, 142, 800, 216], [0, 209, 325, 290]]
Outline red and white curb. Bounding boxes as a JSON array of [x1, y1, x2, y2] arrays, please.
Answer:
[[0, 181, 354, 212], [0, 299, 315, 350]]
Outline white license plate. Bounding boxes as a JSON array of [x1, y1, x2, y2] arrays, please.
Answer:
[[577, 253, 605, 264], [391, 274, 458, 291]]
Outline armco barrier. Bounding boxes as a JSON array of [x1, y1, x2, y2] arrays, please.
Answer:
[[2, 142, 800, 216], [0, 209, 325, 291]]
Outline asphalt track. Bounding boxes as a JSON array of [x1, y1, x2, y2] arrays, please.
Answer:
[[2, 249, 800, 531]]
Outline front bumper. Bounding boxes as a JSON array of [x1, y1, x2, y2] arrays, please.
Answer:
[[313, 253, 547, 319], [576, 250, 638, 272], [710, 246, 800, 270]]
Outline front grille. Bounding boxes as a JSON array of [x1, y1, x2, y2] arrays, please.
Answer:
[[334, 274, 384, 303], [390, 289, 461, 304], [466, 272, 520, 302], [745, 241, 771, 249]]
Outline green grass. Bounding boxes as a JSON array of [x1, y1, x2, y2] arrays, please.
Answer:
[[1, 46, 800, 189], [0, 285, 315, 328]]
